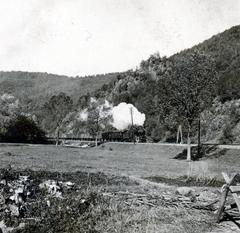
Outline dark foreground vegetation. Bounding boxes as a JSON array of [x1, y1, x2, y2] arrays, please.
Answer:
[[0, 167, 228, 233], [0, 115, 47, 144], [0, 168, 138, 233], [174, 145, 228, 161]]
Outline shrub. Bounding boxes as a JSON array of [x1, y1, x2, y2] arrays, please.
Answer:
[[3, 115, 47, 143]]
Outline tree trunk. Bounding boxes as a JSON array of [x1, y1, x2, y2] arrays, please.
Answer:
[[95, 118, 99, 147], [180, 125, 183, 144], [56, 127, 60, 146], [187, 127, 191, 161], [95, 135, 98, 147]]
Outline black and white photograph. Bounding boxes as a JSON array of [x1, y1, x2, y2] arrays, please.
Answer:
[[0, 0, 240, 232]]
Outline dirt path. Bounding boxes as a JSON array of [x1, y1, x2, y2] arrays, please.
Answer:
[[128, 175, 240, 233], [109, 141, 240, 150]]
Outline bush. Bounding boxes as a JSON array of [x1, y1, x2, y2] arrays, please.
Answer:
[[3, 115, 47, 143], [174, 145, 227, 161]]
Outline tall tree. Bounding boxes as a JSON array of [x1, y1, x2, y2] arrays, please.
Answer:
[[87, 106, 100, 147], [4, 115, 46, 143], [0, 94, 20, 137], [87, 100, 113, 147], [162, 50, 217, 160], [41, 92, 73, 144]]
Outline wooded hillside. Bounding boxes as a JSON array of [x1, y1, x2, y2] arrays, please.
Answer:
[[0, 25, 239, 143], [95, 25, 240, 143], [0, 71, 119, 109]]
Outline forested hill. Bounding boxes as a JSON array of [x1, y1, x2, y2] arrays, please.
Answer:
[[95, 25, 240, 143], [0, 25, 240, 143], [176, 25, 240, 102], [0, 71, 119, 108]]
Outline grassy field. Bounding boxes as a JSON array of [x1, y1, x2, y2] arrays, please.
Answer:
[[0, 143, 185, 177], [0, 143, 240, 232], [0, 143, 239, 180]]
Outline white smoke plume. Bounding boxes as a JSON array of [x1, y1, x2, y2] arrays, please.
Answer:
[[76, 108, 88, 121], [1, 93, 15, 101], [111, 102, 145, 130], [75, 100, 145, 131], [98, 100, 113, 118]]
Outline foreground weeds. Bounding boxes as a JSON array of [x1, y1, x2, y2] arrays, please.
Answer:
[[145, 175, 223, 187], [0, 168, 226, 233]]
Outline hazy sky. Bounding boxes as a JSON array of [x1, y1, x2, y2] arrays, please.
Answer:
[[0, 0, 239, 76]]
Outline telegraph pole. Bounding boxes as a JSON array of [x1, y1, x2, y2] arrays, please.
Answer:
[[130, 107, 134, 126], [130, 107, 135, 144], [176, 125, 183, 144]]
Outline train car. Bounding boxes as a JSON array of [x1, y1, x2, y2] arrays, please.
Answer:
[[128, 127, 146, 143], [102, 126, 146, 143], [102, 131, 124, 142]]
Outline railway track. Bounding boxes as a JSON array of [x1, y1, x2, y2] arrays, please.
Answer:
[[46, 137, 240, 149]]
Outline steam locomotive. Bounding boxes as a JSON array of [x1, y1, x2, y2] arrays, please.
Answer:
[[101, 126, 146, 142]]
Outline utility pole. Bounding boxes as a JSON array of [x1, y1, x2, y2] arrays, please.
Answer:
[[56, 126, 60, 146], [130, 107, 134, 126], [130, 107, 135, 144], [176, 125, 183, 144], [187, 125, 191, 161]]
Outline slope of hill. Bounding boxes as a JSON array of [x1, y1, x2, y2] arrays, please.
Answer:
[[0, 71, 118, 108], [99, 25, 240, 142], [0, 25, 239, 142], [177, 25, 240, 102]]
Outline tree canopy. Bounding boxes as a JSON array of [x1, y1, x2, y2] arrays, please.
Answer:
[[161, 50, 217, 130]]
